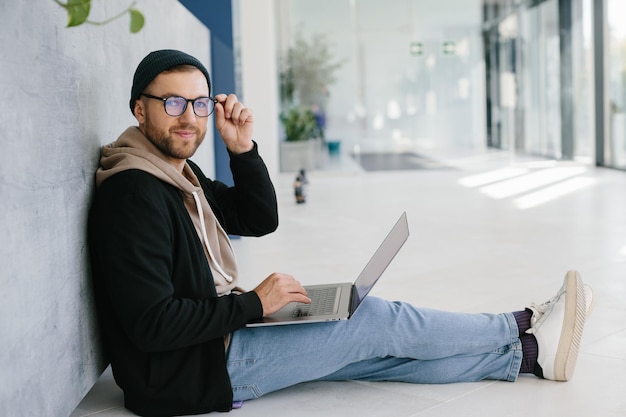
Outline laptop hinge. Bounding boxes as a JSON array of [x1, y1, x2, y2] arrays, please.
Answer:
[[348, 286, 358, 318]]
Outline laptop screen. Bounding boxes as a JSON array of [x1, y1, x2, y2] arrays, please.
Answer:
[[350, 212, 409, 314]]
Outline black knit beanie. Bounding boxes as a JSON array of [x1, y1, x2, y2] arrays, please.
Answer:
[[129, 49, 212, 114]]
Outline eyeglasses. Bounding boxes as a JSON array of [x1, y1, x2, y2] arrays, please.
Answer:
[[141, 93, 217, 117]]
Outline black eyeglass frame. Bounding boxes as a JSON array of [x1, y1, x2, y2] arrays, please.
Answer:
[[141, 93, 217, 117]]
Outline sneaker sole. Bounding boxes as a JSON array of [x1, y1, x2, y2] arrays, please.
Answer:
[[554, 270, 587, 381]]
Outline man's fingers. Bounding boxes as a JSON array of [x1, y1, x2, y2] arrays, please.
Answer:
[[215, 94, 240, 119], [253, 273, 311, 316]]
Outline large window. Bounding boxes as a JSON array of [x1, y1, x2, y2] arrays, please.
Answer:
[[482, 0, 594, 163], [519, 0, 561, 158], [572, 0, 594, 163], [606, 0, 626, 169], [277, 0, 616, 169], [277, 0, 486, 156]]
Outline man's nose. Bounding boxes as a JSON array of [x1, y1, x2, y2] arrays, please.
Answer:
[[179, 102, 197, 122]]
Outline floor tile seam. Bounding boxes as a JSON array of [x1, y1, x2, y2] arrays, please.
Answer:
[[404, 381, 498, 416], [73, 406, 125, 417], [582, 348, 626, 362], [584, 327, 626, 345]]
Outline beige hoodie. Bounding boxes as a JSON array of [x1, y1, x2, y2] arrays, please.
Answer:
[[96, 126, 239, 295]]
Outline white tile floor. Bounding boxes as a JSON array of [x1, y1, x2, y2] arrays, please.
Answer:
[[72, 149, 626, 417]]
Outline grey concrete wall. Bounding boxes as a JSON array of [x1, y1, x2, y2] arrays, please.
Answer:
[[0, 1, 213, 416]]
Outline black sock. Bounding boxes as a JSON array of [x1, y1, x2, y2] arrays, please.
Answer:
[[519, 333, 540, 375], [512, 309, 532, 334], [513, 309, 542, 377]]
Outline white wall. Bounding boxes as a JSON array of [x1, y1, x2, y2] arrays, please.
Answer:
[[0, 1, 212, 416], [239, 0, 281, 178]]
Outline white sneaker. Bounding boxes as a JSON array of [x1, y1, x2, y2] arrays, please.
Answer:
[[526, 270, 593, 381]]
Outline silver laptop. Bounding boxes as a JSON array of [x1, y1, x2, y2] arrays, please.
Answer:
[[246, 212, 409, 327]]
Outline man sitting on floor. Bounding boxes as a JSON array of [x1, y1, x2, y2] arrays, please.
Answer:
[[88, 49, 594, 417]]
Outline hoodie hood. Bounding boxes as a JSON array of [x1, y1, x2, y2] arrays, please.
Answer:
[[96, 127, 238, 295]]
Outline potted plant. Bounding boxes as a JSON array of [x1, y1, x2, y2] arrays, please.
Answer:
[[279, 107, 324, 171], [280, 107, 320, 142], [279, 32, 344, 171]]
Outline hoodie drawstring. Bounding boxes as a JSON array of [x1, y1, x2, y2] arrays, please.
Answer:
[[191, 190, 233, 283]]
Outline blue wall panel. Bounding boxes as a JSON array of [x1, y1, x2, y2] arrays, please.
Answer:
[[179, 0, 236, 185]]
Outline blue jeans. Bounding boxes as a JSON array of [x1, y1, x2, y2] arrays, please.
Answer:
[[226, 297, 522, 401]]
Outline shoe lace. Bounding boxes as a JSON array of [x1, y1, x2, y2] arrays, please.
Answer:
[[525, 294, 560, 334]]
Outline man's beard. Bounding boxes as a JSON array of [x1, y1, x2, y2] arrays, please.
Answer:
[[143, 115, 206, 160]]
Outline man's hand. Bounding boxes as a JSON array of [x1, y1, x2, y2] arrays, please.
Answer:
[[253, 273, 311, 316], [214, 93, 254, 154]]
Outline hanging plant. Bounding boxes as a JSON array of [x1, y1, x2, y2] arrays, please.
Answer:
[[54, 0, 145, 33]]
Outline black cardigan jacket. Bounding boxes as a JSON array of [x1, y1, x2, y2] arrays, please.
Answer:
[[88, 145, 278, 416]]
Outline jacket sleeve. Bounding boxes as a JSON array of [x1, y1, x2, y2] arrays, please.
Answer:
[[89, 171, 264, 353], [190, 141, 279, 237]]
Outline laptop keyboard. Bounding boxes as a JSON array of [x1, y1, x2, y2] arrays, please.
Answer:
[[292, 287, 341, 317]]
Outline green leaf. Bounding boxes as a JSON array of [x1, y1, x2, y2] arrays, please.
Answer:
[[129, 8, 145, 33], [66, 0, 91, 27]]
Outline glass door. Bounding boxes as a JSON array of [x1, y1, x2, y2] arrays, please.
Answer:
[[606, 0, 626, 169], [483, 11, 521, 153], [485, 26, 502, 148], [497, 13, 520, 152], [482, 0, 593, 163], [519, 0, 562, 158]]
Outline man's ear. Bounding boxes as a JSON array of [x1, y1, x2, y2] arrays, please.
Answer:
[[134, 99, 146, 123]]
